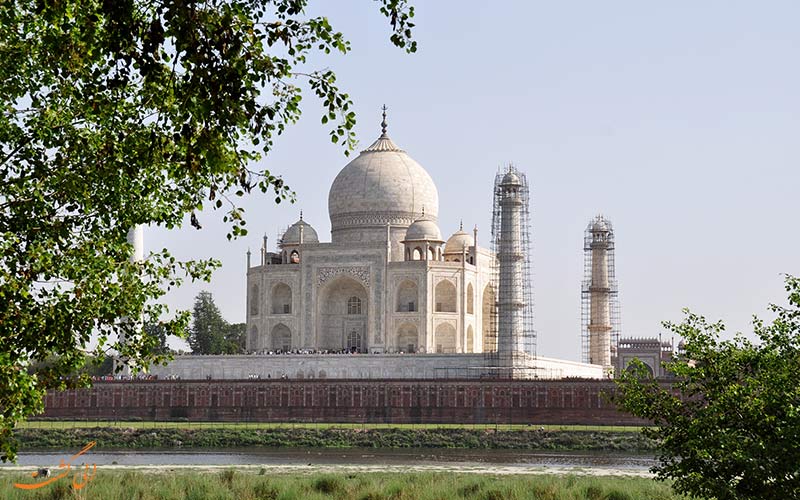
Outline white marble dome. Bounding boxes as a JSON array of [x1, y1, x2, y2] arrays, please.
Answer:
[[281, 218, 319, 245], [328, 130, 439, 239], [444, 229, 474, 254], [404, 216, 443, 242]]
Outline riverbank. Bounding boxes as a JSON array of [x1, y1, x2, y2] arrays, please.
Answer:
[[15, 427, 657, 452], [0, 470, 678, 500]]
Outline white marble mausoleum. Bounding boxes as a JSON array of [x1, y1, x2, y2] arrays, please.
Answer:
[[152, 112, 603, 380]]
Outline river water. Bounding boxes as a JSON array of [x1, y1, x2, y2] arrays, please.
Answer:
[[5, 448, 655, 476]]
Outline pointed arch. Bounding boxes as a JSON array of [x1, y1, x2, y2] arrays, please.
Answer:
[[271, 283, 292, 314], [317, 276, 368, 351], [435, 280, 457, 313], [270, 323, 291, 351], [396, 280, 418, 312], [249, 325, 259, 351], [435, 323, 457, 353], [466, 283, 474, 314], [466, 325, 474, 353], [482, 284, 497, 352], [250, 284, 259, 316], [396, 323, 418, 353]]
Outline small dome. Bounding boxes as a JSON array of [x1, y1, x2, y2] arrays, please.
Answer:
[[589, 215, 611, 233], [404, 216, 442, 241], [444, 229, 474, 254], [501, 170, 521, 185], [281, 218, 319, 245]]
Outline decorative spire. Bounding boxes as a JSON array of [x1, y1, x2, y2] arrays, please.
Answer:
[[299, 210, 303, 221], [421, 205, 425, 217], [381, 104, 388, 136], [459, 220, 463, 231]]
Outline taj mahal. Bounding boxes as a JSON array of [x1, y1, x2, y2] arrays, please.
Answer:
[[151, 110, 608, 380]]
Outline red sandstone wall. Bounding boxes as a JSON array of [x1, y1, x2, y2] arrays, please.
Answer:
[[41, 379, 647, 425]]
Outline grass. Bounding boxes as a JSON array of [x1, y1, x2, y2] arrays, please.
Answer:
[[22, 420, 644, 432], [14, 427, 657, 452], [0, 470, 684, 500]]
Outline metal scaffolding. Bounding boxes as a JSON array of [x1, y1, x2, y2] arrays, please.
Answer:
[[482, 165, 536, 378], [580, 215, 621, 369]]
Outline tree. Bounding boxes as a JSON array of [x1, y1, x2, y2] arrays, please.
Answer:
[[225, 323, 247, 354], [0, 0, 416, 461], [615, 275, 800, 500], [188, 291, 240, 355], [143, 322, 173, 356]]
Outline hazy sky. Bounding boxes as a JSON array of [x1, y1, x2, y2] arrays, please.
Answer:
[[150, 1, 799, 361]]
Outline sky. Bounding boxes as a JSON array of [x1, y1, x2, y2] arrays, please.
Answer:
[[150, 1, 800, 361]]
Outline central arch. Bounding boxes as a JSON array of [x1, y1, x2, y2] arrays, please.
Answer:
[[317, 276, 368, 352]]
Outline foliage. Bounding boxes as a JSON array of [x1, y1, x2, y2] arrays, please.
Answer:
[[615, 275, 800, 499], [0, 0, 416, 461], [188, 291, 245, 354], [0, 471, 681, 500], [13, 426, 657, 452], [143, 322, 173, 355], [225, 323, 247, 354]]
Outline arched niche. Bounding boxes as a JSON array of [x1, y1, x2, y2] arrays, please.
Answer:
[[466, 325, 474, 353], [271, 323, 291, 351], [625, 360, 654, 377], [396, 323, 418, 353], [249, 284, 259, 316], [271, 283, 292, 314], [435, 280, 457, 313], [317, 276, 368, 351], [249, 325, 258, 351], [434, 323, 457, 353], [396, 280, 418, 312], [482, 284, 497, 352], [466, 283, 474, 314]]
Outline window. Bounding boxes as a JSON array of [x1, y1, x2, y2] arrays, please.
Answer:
[[347, 296, 362, 315], [347, 330, 362, 352]]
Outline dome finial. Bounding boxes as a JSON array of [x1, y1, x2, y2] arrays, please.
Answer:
[[300, 210, 303, 221], [381, 104, 388, 136], [459, 219, 463, 231], [421, 205, 425, 217]]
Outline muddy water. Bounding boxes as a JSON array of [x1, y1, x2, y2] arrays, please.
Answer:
[[6, 448, 655, 475]]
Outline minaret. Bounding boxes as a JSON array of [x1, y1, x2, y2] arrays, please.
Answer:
[[585, 215, 614, 369], [116, 225, 144, 376], [496, 168, 525, 364]]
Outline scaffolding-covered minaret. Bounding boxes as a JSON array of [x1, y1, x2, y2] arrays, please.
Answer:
[[581, 215, 621, 372], [485, 165, 535, 377]]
